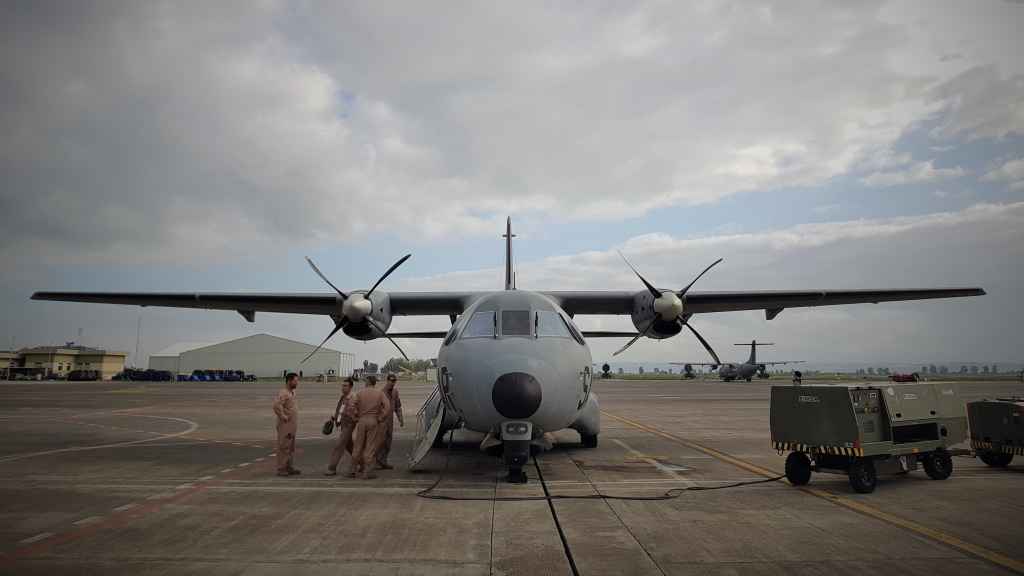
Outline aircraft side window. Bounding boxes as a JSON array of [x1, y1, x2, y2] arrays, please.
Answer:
[[536, 311, 570, 338], [462, 311, 496, 339], [560, 314, 585, 345], [501, 310, 532, 336]]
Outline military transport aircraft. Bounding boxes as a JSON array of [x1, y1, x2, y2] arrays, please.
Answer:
[[672, 340, 804, 382], [32, 218, 985, 483]]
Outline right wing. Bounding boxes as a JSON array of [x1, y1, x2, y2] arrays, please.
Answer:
[[30, 291, 482, 319]]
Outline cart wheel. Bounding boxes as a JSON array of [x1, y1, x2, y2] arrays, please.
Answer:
[[923, 450, 953, 480], [785, 452, 812, 486], [848, 458, 877, 493]]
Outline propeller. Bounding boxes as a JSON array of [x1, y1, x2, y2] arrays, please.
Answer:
[[613, 252, 723, 364], [301, 254, 412, 363]]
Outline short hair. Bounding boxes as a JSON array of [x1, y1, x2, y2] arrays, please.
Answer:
[[386, 374, 397, 382], [342, 377, 354, 385], [286, 372, 299, 381], [366, 375, 378, 385]]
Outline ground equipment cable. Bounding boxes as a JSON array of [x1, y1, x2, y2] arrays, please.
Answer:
[[416, 433, 784, 502]]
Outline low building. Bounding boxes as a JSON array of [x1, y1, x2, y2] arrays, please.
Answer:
[[0, 351, 19, 379], [148, 333, 354, 378], [16, 344, 127, 380]]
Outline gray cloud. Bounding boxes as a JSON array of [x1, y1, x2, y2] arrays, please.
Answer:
[[2, 1, 1022, 269]]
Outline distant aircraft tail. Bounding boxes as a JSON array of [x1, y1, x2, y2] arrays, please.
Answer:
[[503, 217, 516, 290], [734, 340, 774, 364]]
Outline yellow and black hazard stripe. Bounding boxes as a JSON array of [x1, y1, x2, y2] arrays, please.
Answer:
[[971, 440, 1024, 455], [773, 441, 864, 457]]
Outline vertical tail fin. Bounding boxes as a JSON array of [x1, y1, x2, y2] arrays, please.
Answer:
[[502, 217, 516, 290], [734, 340, 773, 364]]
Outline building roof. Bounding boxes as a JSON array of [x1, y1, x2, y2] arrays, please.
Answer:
[[151, 333, 345, 357], [19, 345, 127, 356], [151, 342, 216, 357]]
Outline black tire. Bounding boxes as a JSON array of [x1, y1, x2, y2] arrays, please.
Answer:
[[581, 434, 598, 448], [785, 452, 812, 486], [848, 458, 877, 493], [979, 450, 1013, 468], [923, 450, 953, 480]]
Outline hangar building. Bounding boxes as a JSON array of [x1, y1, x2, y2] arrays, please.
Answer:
[[148, 333, 354, 378]]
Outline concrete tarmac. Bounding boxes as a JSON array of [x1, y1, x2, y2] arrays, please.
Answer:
[[1, 377, 1022, 575]]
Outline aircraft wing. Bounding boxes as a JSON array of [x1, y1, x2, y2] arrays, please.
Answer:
[[30, 291, 481, 318], [31, 287, 984, 321], [668, 362, 719, 366], [761, 360, 805, 366], [546, 288, 985, 318]]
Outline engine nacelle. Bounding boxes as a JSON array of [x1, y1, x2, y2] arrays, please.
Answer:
[[341, 290, 393, 341], [630, 291, 683, 340]]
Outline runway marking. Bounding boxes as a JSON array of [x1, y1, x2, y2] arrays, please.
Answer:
[[220, 469, 234, 474], [613, 439, 693, 486], [73, 516, 103, 526], [238, 462, 250, 467], [255, 458, 265, 462], [0, 415, 200, 464], [174, 483, 194, 490], [198, 476, 214, 481], [17, 533, 53, 545], [113, 504, 137, 512], [602, 410, 1024, 575]]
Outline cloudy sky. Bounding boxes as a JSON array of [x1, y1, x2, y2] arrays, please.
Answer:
[[2, 1, 1022, 368]]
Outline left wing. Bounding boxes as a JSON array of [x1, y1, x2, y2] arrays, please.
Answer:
[[761, 360, 805, 366], [546, 288, 985, 318]]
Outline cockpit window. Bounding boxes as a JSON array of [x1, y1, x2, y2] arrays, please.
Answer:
[[462, 311, 496, 338], [501, 310, 531, 336], [535, 311, 570, 338]]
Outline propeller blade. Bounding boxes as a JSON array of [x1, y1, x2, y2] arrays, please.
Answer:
[[618, 251, 662, 299], [366, 254, 411, 298], [301, 318, 347, 364], [366, 316, 409, 360], [612, 320, 653, 356], [305, 257, 347, 299], [678, 258, 723, 297], [684, 322, 721, 365]]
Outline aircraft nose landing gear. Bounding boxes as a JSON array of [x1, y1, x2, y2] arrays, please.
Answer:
[[502, 421, 532, 484]]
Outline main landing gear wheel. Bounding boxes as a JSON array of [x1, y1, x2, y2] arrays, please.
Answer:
[[848, 458, 877, 494], [581, 434, 598, 448], [785, 452, 812, 486], [507, 466, 528, 484], [923, 450, 953, 480], [979, 450, 1014, 467]]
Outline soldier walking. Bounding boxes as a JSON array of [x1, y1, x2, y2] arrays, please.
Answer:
[[348, 375, 390, 479], [273, 372, 301, 477], [375, 373, 404, 470], [325, 377, 358, 476]]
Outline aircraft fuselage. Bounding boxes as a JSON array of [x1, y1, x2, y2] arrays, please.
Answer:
[[436, 290, 598, 445]]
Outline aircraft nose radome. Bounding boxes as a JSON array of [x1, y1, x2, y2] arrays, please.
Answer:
[[492, 372, 542, 419]]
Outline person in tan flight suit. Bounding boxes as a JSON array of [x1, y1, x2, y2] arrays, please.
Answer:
[[347, 375, 390, 479], [325, 377, 358, 476], [375, 373, 404, 470], [273, 372, 301, 477]]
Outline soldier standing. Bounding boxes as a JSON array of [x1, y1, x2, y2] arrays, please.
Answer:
[[348, 375, 390, 479], [325, 377, 358, 476], [273, 372, 301, 477], [375, 373, 404, 470]]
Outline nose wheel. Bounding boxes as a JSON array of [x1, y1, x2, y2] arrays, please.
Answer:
[[507, 466, 528, 484]]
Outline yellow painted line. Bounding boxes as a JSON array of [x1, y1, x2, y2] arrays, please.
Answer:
[[602, 410, 1024, 575]]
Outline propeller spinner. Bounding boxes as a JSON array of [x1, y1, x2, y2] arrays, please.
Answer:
[[613, 251, 723, 364], [301, 254, 412, 363]]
